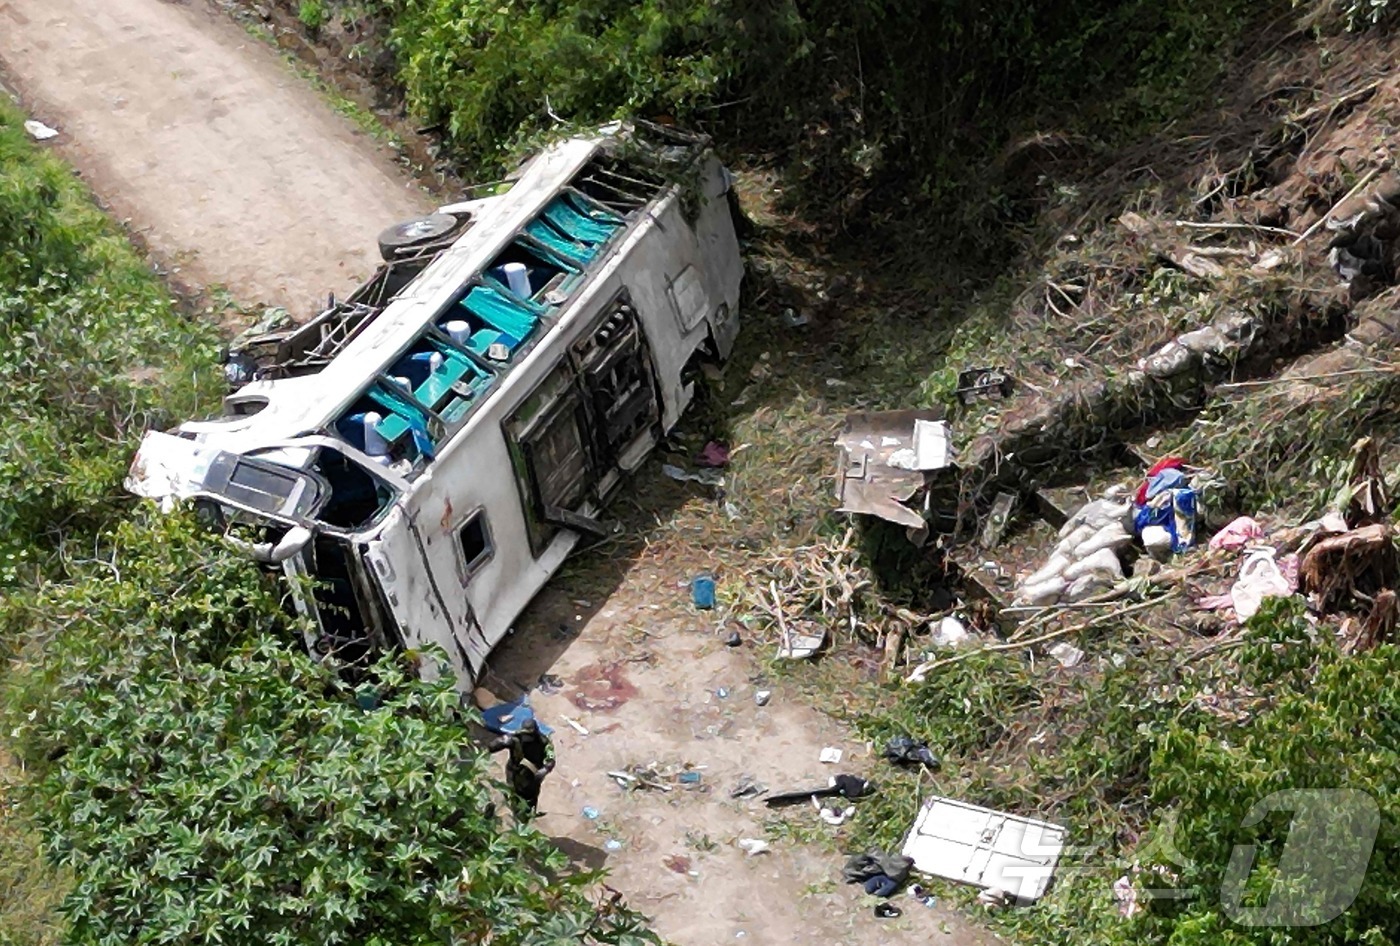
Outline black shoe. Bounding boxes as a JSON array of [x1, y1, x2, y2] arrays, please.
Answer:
[[874, 903, 902, 919]]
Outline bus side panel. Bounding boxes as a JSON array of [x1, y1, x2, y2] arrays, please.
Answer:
[[408, 421, 578, 669], [362, 506, 474, 688]]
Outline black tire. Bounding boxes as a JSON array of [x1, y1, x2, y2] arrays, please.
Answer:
[[376, 212, 462, 261]]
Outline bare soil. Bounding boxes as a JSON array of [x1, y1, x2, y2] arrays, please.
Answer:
[[489, 579, 997, 946], [0, 0, 431, 318]]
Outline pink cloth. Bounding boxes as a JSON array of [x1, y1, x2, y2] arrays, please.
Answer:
[[696, 441, 730, 468], [1209, 516, 1264, 552]]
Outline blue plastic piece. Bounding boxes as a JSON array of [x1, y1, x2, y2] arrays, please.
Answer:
[[692, 574, 716, 609], [479, 695, 553, 736]]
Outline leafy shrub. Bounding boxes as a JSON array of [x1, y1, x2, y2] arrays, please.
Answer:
[[6, 514, 657, 946], [368, 0, 1269, 207], [299, 0, 328, 30]]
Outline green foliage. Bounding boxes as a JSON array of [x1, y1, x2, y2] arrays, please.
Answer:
[[367, 0, 1271, 207], [858, 597, 1400, 946], [1302, 0, 1400, 31], [299, 0, 329, 30], [6, 514, 656, 946], [0, 101, 222, 585]]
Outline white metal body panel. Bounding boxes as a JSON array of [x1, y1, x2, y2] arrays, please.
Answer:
[[902, 796, 1067, 903]]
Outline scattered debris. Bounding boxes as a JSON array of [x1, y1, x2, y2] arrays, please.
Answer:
[[844, 851, 915, 897], [874, 903, 903, 919], [696, 440, 731, 468], [930, 614, 972, 648], [479, 696, 554, 736], [1230, 547, 1298, 620], [901, 796, 1066, 904], [1112, 873, 1141, 918], [582, 806, 600, 820], [819, 746, 844, 765], [780, 307, 810, 328], [724, 629, 743, 647], [609, 761, 708, 792], [736, 838, 771, 856], [662, 854, 692, 874], [1301, 522, 1399, 613], [662, 463, 724, 487], [817, 801, 857, 825], [955, 367, 1014, 404], [834, 409, 954, 536], [604, 839, 624, 852], [776, 626, 827, 660], [882, 736, 940, 770], [730, 775, 767, 799], [692, 573, 716, 609], [1209, 515, 1264, 552], [1048, 641, 1085, 668], [561, 715, 590, 736], [536, 673, 565, 694], [980, 491, 1017, 548], [23, 119, 58, 141], [754, 689, 772, 706], [764, 774, 872, 807], [767, 571, 829, 659], [1017, 490, 1133, 606], [908, 884, 937, 908], [977, 888, 1012, 910], [1133, 458, 1198, 557], [1347, 587, 1399, 653]]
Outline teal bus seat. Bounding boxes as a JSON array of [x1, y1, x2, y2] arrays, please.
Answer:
[[478, 273, 550, 314], [461, 285, 539, 341], [523, 219, 596, 266], [467, 327, 525, 357], [564, 188, 625, 224], [542, 196, 620, 245], [369, 382, 436, 457]]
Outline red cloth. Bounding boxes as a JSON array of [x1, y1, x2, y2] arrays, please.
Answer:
[[1135, 456, 1185, 506]]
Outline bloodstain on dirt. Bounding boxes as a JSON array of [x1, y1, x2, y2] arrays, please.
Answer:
[[569, 662, 638, 712], [662, 854, 692, 874]]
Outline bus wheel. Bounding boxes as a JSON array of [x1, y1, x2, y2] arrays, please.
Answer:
[[376, 213, 461, 261]]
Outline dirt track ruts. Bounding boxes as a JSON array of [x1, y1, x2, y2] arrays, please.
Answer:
[[0, 0, 430, 317]]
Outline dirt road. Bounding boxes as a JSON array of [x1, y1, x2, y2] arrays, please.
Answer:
[[0, 0, 429, 317]]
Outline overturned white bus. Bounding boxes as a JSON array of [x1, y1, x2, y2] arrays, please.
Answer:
[[127, 123, 743, 690]]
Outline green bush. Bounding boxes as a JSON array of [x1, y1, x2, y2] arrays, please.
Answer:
[[299, 0, 328, 30], [370, 0, 1270, 204], [6, 514, 657, 946]]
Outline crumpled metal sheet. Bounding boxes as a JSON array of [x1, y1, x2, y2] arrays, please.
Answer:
[[834, 409, 951, 532]]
